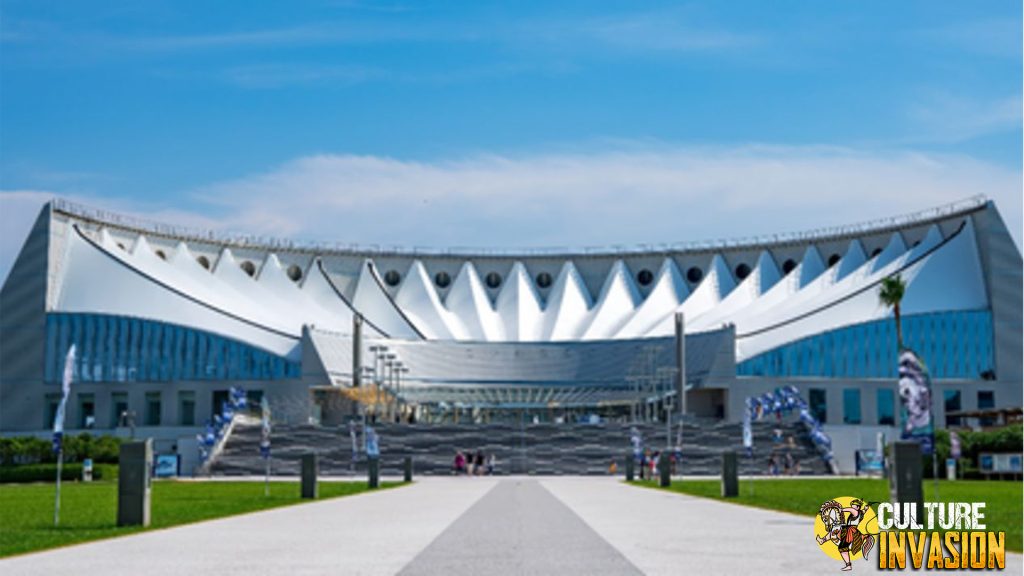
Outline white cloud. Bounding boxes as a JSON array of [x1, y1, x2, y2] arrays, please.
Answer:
[[3, 144, 1020, 287], [908, 93, 1022, 144], [190, 145, 1022, 251]]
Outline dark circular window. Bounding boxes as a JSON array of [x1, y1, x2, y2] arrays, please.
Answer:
[[485, 272, 502, 289], [196, 255, 211, 270], [827, 254, 841, 267], [636, 269, 654, 286], [155, 249, 167, 261], [686, 266, 703, 284], [782, 259, 796, 274], [912, 240, 920, 247], [384, 270, 401, 286], [734, 263, 751, 280], [286, 264, 302, 282], [871, 248, 883, 258], [536, 272, 553, 288], [434, 271, 451, 288], [240, 260, 256, 277], [117, 242, 126, 251]]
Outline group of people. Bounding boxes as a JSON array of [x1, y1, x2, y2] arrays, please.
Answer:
[[635, 448, 679, 479], [453, 450, 495, 475], [767, 430, 801, 475]]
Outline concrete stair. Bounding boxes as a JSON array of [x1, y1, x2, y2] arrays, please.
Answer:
[[209, 418, 830, 477]]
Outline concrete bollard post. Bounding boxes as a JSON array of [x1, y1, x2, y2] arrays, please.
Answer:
[[890, 441, 923, 521], [301, 454, 318, 499], [118, 439, 152, 527], [721, 451, 738, 498], [625, 454, 635, 482], [659, 454, 671, 487], [403, 456, 413, 483], [368, 458, 379, 489]]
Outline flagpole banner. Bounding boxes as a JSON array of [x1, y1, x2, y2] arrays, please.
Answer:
[[897, 349, 934, 455], [53, 344, 77, 453], [260, 396, 271, 459]]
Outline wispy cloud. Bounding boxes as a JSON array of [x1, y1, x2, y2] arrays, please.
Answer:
[[223, 63, 388, 88], [184, 145, 1021, 250], [918, 18, 1021, 58], [4, 144, 1020, 283], [907, 92, 1022, 143]]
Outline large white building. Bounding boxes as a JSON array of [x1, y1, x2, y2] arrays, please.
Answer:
[[0, 196, 1020, 470]]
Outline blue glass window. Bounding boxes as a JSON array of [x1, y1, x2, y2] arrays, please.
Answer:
[[944, 389, 961, 427], [877, 388, 895, 426], [44, 313, 300, 384], [809, 388, 827, 424], [843, 388, 861, 424], [738, 310, 993, 380]]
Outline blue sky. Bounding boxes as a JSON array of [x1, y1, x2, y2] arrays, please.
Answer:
[[1, 1, 1021, 281]]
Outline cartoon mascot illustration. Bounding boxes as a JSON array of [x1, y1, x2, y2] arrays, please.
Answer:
[[816, 499, 875, 571]]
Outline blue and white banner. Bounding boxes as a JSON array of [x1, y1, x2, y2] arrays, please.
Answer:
[[52, 345, 76, 454], [259, 396, 271, 459], [898, 349, 934, 455]]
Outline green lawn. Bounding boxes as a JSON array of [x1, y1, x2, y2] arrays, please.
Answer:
[[0, 479, 402, 558], [634, 478, 1023, 552]]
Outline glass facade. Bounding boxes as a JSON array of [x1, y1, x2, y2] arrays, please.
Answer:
[[44, 313, 300, 384], [877, 388, 895, 426], [843, 388, 861, 424], [809, 388, 827, 423], [944, 389, 961, 427], [737, 310, 993, 380]]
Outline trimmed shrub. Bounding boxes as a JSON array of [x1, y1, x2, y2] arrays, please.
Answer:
[[0, 463, 116, 484], [0, 434, 123, 466]]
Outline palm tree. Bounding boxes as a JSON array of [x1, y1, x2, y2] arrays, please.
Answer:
[[878, 274, 906, 350]]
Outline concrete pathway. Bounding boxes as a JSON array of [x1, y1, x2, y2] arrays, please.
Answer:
[[3, 477, 1020, 575]]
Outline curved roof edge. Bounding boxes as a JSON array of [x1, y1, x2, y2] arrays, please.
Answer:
[[49, 195, 989, 259]]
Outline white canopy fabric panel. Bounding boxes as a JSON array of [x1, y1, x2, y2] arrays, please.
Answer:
[[394, 261, 460, 340], [614, 258, 689, 338], [735, 222, 985, 361], [56, 227, 301, 359], [540, 262, 593, 341], [581, 260, 641, 340], [495, 262, 544, 341], [689, 251, 780, 332], [444, 262, 505, 341], [642, 254, 736, 337], [349, 261, 423, 340]]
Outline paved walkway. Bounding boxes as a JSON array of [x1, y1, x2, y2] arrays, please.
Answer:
[[3, 477, 1020, 575]]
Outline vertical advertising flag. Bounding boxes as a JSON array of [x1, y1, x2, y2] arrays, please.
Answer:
[[52, 344, 77, 454], [897, 349, 934, 455], [742, 412, 753, 457], [259, 396, 271, 459]]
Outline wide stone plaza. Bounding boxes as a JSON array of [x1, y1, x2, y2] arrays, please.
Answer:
[[2, 477, 1020, 575]]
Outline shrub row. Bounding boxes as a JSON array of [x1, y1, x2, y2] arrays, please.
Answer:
[[0, 463, 117, 484], [0, 434, 123, 466], [922, 424, 1023, 479]]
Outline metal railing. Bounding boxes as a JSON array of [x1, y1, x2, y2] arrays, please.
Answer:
[[51, 194, 987, 258]]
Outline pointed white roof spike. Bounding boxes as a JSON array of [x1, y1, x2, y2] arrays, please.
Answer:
[[444, 261, 505, 341], [257, 253, 298, 295], [870, 232, 907, 273], [834, 239, 867, 283], [905, 225, 943, 261], [644, 254, 735, 336], [798, 246, 825, 288], [130, 235, 160, 262], [301, 258, 355, 324], [582, 260, 642, 340], [540, 261, 593, 341], [395, 261, 460, 340], [689, 251, 780, 331], [495, 262, 544, 341], [350, 260, 422, 339], [98, 228, 120, 251], [614, 259, 688, 338]]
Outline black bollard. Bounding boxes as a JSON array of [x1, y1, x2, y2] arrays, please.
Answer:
[[721, 451, 738, 497], [403, 456, 413, 483], [368, 457, 379, 489], [890, 441, 923, 521], [301, 454, 318, 499], [625, 454, 635, 482], [659, 454, 671, 487], [118, 439, 152, 527]]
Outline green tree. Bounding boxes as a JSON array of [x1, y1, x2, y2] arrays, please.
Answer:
[[878, 274, 906, 350]]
